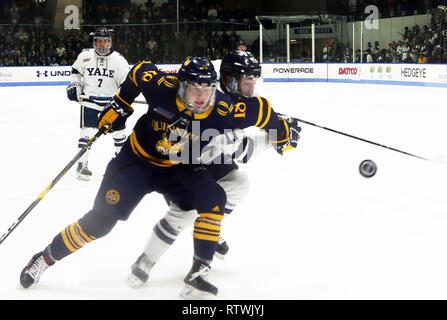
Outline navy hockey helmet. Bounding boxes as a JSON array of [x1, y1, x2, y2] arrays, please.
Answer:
[[178, 56, 217, 85], [220, 50, 262, 97], [90, 27, 113, 56], [177, 57, 217, 114]]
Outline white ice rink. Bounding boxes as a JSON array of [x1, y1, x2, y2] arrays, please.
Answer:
[[1, 81, 447, 300]]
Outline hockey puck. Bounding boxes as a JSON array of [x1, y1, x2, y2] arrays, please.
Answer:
[[359, 159, 377, 178]]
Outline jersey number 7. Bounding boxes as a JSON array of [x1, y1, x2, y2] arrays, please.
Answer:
[[98, 79, 103, 87]]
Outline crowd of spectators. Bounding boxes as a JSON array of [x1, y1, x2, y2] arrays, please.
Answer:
[[2, 0, 447, 66], [333, 0, 443, 21], [323, 13, 447, 63], [83, 0, 259, 27]]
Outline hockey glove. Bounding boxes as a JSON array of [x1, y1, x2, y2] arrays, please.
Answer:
[[98, 100, 133, 133], [273, 116, 301, 155], [66, 82, 82, 102]]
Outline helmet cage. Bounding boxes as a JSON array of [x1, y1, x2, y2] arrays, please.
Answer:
[[93, 36, 112, 55], [178, 81, 217, 114]]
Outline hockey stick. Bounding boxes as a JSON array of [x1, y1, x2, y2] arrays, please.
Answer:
[[79, 95, 147, 105], [0, 125, 109, 246], [290, 116, 429, 161]]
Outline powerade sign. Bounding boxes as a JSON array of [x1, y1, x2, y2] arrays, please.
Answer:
[[36, 70, 71, 78], [273, 67, 314, 73]]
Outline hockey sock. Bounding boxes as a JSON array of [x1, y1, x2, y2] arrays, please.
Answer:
[[46, 210, 117, 261], [193, 212, 224, 264]]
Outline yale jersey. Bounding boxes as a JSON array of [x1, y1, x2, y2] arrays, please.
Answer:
[[113, 61, 283, 167], [71, 49, 130, 110]]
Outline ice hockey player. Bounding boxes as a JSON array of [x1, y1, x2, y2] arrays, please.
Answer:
[[19, 56, 300, 299], [126, 50, 301, 295], [66, 27, 130, 181]]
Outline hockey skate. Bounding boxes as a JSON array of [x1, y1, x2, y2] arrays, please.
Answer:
[[180, 258, 218, 299], [214, 237, 229, 260], [20, 251, 54, 289], [76, 162, 92, 181], [126, 253, 155, 288]]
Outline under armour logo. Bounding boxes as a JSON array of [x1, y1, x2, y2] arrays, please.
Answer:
[[36, 70, 48, 77]]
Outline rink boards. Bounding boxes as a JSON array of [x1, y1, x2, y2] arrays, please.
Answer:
[[1, 63, 447, 87]]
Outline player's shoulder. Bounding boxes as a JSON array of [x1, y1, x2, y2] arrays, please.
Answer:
[[128, 60, 165, 87], [238, 95, 272, 110], [215, 90, 235, 117], [75, 49, 93, 60], [130, 60, 159, 74], [110, 50, 129, 63]]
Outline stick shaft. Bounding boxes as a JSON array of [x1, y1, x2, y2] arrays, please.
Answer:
[[79, 95, 147, 105], [0, 126, 108, 246], [296, 118, 429, 161]]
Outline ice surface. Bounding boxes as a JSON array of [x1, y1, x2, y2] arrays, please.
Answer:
[[1, 82, 447, 300]]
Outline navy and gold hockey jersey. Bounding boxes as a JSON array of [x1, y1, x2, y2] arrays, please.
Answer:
[[112, 61, 285, 167]]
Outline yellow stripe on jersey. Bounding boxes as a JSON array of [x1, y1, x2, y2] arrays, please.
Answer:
[[254, 97, 264, 127], [217, 101, 232, 117], [272, 118, 290, 143], [258, 98, 272, 129], [116, 91, 134, 109], [175, 95, 215, 120], [129, 61, 152, 87], [130, 131, 180, 167]]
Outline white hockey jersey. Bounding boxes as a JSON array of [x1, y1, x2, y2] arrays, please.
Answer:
[[70, 49, 130, 111]]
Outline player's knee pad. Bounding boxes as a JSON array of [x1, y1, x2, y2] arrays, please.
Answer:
[[218, 169, 250, 213], [165, 203, 198, 231], [78, 209, 119, 239], [153, 204, 197, 245], [197, 182, 227, 213]]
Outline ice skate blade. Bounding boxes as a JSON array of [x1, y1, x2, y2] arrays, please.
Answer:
[[76, 174, 91, 181], [180, 285, 217, 300], [126, 273, 146, 288]]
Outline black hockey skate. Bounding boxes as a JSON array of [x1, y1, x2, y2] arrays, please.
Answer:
[[214, 237, 229, 260], [20, 251, 54, 289], [76, 162, 92, 181], [181, 258, 218, 299], [126, 253, 155, 288]]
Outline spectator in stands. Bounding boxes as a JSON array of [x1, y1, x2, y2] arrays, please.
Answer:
[[145, 36, 158, 53], [10, 2, 19, 23], [366, 48, 374, 62], [208, 5, 218, 21], [343, 47, 352, 62], [56, 43, 65, 58], [418, 52, 427, 63]]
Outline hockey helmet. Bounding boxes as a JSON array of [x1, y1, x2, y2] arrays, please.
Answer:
[[177, 57, 217, 114], [220, 50, 262, 97], [91, 27, 113, 56]]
